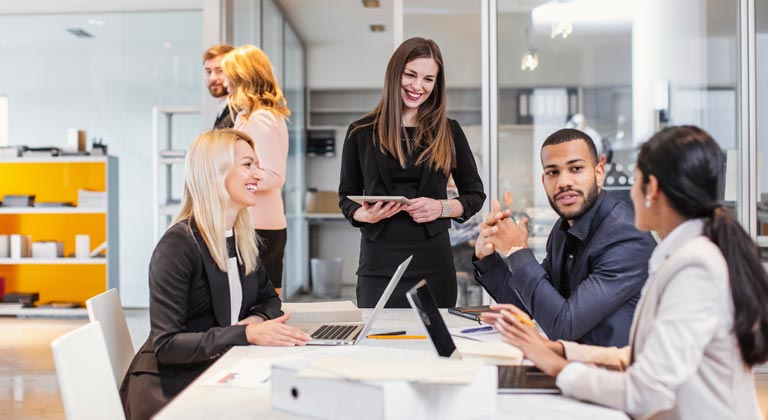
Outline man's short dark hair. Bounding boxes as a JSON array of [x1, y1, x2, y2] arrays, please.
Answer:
[[542, 128, 598, 165]]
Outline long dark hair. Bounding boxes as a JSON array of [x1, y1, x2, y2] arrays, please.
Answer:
[[354, 37, 455, 176], [637, 125, 768, 366]]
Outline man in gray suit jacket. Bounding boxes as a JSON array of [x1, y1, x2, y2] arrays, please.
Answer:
[[473, 129, 656, 347]]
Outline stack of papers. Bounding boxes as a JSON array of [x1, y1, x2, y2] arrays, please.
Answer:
[[282, 300, 362, 324], [77, 189, 106, 209]]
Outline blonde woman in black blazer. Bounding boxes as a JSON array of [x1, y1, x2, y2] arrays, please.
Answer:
[[339, 38, 485, 308], [120, 129, 311, 420]]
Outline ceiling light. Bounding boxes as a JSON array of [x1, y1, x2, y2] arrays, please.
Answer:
[[521, 49, 539, 71], [369, 24, 385, 32], [362, 0, 380, 7], [162, 42, 173, 49], [533, 0, 634, 27], [88, 18, 105, 26], [551, 20, 573, 39]]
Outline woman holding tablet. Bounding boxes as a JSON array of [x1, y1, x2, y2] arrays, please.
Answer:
[[484, 126, 768, 419], [338, 37, 485, 308]]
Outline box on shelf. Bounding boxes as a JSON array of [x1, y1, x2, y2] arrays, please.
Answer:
[[305, 190, 342, 214], [9, 234, 31, 258], [4, 292, 39, 307], [2, 194, 35, 207], [0, 235, 8, 258], [31, 241, 64, 258]]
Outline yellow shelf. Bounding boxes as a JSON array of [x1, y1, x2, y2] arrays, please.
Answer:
[[0, 159, 116, 307]]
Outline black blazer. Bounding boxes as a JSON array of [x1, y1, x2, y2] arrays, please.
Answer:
[[338, 117, 485, 241], [120, 220, 281, 419]]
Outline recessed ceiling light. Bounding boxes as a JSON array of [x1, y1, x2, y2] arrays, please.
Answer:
[[362, 0, 380, 8], [88, 18, 105, 26], [162, 42, 173, 49], [369, 24, 385, 32]]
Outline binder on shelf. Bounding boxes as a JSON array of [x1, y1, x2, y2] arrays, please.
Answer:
[[2, 195, 35, 207], [9, 234, 31, 259]]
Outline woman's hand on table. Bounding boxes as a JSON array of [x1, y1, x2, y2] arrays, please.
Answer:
[[482, 304, 568, 377], [245, 313, 312, 346]]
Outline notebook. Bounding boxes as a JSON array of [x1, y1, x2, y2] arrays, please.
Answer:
[[406, 279, 560, 394], [447, 305, 494, 322], [293, 255, 412, 345]]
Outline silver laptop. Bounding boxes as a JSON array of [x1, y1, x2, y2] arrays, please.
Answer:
[[296, 255, 412, 345]]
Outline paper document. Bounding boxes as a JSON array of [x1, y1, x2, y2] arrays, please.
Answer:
[[449, 325, 505, 343], [296, 352, 484, 384], [455, 341, 523, 365], [282, 300, 362, 324], [203, 358, 272, 388]]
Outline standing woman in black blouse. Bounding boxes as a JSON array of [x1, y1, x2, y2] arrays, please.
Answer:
[[338, 37, 486, 308]]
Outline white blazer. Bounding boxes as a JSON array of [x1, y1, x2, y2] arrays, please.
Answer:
[[555, 219, 762, 420]]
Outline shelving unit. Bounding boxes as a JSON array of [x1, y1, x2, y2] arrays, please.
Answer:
[[0, 156, 119, 315], [152, 106, 200, 242]]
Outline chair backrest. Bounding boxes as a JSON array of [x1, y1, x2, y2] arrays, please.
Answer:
[[86, 288, 134, 385], [51, 322, 126, 420]]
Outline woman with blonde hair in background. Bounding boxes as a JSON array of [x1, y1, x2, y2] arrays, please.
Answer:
[[483, 126, 768, 420], [222, 45, 290, 296], [119, 129, 310, 420]]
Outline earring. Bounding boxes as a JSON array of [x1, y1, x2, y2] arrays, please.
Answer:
[[645, 196, 651, 208]]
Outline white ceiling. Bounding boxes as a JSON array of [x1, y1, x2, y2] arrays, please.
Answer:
[[0, 0, 202, 14]]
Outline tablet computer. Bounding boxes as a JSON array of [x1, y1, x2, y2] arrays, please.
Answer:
[[347, 195, 410, 205]]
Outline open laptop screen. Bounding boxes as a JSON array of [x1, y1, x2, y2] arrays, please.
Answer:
[[405, 279, 458, 358]]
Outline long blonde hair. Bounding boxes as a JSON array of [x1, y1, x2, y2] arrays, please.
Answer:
[[173, 129, 260, 274], [221, 45, 290, 121]]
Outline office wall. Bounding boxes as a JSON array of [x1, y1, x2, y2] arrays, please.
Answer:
[[0, 11, 203, 306]]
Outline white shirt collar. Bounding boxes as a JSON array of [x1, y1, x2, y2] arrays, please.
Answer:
[[217, 98, 229, 115], [648, 218, 706, 274]]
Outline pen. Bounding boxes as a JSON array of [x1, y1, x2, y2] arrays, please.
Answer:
[[372, 330, 406, 336], [366, 335, 427, 340], [460, 325, 494, 334]]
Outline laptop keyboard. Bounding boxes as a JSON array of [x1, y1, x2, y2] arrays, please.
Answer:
[[312, 324, 358, 341]]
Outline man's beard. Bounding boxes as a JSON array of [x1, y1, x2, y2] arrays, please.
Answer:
[[208, 83, 227, 98], [547, 183, 600, 222]]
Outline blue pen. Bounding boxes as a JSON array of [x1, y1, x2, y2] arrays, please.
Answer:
[[460, 325, 494, 334]]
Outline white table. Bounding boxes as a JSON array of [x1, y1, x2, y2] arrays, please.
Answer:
[[156, 309, 629, 420]]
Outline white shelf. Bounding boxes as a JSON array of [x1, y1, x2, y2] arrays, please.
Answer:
[[159, 204, 180, 216], [160, 157, 186, 165], [0, 156, 107, 163], [305, 213, 345, 220], [0, 258, 107, 265], [0, 207, 105, 214], [0, 305, 88, 317]]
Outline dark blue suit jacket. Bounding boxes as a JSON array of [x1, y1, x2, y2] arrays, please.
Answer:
[[473, 192, 656, 347]]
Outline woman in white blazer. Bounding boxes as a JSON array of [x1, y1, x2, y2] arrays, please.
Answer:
[[484, 125, 768, 420]]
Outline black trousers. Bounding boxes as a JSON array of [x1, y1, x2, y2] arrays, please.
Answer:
[[255, 228, 287, 289], [356, 271, 457, 308]]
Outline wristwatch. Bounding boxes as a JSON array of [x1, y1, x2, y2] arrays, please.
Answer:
[[440, 200, 451, 218]]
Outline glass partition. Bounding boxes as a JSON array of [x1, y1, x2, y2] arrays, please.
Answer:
[[404, 0, 484, 306], [757, 0, 768, 262], [496, 0, 740, 259]]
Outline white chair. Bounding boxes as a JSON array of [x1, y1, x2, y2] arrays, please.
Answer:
[[86, 288, 135, 385], [51, 321, 126, 420]]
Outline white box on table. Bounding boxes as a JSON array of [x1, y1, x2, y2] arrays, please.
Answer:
[[271, 360, 497, 420]]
